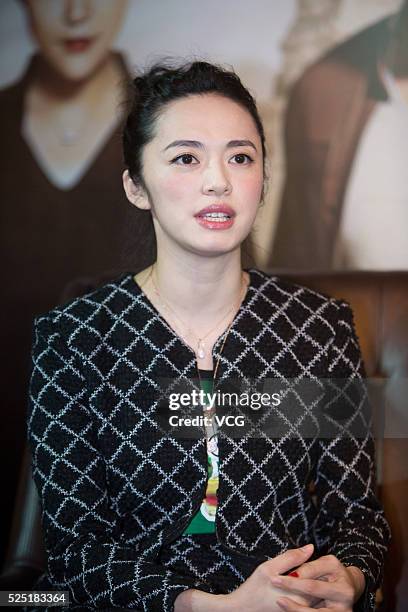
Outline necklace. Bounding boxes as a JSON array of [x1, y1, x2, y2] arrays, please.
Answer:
[[145, 265, 248, 360], [199, 316, 233, 413]]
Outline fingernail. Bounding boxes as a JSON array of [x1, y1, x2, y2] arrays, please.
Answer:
[[301, 543, 313, 552], [288, 571, 299, 577]]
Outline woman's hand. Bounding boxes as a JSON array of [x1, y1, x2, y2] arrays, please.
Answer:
[[268, 554, 366, 611], [175, 543, 322, 611], [219, 543, 322, 611]]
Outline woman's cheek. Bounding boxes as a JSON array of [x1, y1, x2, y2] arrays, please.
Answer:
[[161, 173, 197, 205], [239, 173, 264, 206]]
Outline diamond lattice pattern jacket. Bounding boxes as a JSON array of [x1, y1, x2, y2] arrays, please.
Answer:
[[27, 268, 391, 611]]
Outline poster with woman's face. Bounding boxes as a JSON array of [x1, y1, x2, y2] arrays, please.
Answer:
[[1, 0, 405, 285]]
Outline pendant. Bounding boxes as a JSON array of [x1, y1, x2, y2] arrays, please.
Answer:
[[197, 339, 206, 359]]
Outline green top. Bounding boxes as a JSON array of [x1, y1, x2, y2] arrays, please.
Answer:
[[183, 369, 218, 534]]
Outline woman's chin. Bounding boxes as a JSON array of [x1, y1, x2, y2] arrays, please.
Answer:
[[44, 50, 110, 84], [183, 240, 243, 259]]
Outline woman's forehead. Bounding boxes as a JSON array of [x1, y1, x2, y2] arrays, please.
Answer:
[[154, 94, 260, 143]]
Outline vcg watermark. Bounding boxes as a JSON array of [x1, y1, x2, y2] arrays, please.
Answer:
[[167, 388, 282, 429]]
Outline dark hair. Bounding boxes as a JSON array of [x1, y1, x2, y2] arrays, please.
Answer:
[[121, 59, 267, 271]]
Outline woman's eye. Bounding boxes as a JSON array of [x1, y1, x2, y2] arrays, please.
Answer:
[[231, 153, 253, 164], [171, 154, 198, 165]]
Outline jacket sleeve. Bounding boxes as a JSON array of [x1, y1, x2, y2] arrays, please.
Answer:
[[27, 315, 215, 611], [312, 299, 391, 611]]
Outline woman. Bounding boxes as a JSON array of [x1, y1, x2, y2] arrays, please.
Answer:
[[27, 60, 390, 611]]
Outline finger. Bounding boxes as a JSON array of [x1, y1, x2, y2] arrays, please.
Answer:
[[276, 596, 321, 611], [270, 575, 346, 602], [263, 544, 314, 575], [290, 554, 341, 579]]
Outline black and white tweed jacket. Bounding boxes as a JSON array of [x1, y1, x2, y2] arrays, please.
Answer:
[[27, 267, 390, 611]]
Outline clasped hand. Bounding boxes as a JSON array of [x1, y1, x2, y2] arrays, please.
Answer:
[[222, 543, 365, 611]]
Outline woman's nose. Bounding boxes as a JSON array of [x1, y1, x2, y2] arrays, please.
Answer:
[[64, 0, 91, 25], [202, 162, 232, 196]]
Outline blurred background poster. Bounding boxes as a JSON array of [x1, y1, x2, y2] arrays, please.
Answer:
[[272, 0, 408, 271], [0, 0, 406, 592]]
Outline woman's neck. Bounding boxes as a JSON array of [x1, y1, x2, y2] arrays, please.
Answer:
[[27, 52, 123, 113], [138, 253, 248, 329]]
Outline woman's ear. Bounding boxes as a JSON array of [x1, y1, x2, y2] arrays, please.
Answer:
[[122, 170, 151, 210]]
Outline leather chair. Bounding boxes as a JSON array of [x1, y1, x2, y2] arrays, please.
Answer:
[[279, 270, 408, 612], [1, 271, 407, 611]]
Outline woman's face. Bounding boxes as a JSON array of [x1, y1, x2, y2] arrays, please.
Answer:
[[125, 93, 264, 261], [25, 0, 127, 81]]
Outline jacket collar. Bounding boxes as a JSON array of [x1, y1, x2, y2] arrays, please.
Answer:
[[121, 267, 271, 386]]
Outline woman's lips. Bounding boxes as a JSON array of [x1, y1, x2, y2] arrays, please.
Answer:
[[195, 215, 235, 230], [62, 37, 96, 53], [194, 204, 236, 230]]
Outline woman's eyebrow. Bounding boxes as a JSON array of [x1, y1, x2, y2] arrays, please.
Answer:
[[162, 139, 258, 152], [228, 139, 258, 151], [163, 140, 203, 151]]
